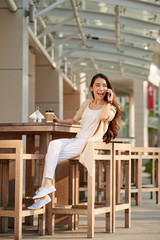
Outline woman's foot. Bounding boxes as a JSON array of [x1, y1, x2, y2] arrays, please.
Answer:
[[33, 185, 56, 199], [28, 195, 51, 210]]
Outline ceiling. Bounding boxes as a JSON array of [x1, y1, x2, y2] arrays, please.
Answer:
[[28, 0, 160, 94]]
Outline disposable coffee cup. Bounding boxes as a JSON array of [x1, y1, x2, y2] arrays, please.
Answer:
[[45, 110, 55, 123]]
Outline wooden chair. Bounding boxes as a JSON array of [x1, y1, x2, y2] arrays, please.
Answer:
[[0, 140, 45, 240], [130, 147, 142, 205], [131, 147, 160, 205], [112, 143, 131, 232], [93, 143, 131, 232], [50, 141, 113, 238]]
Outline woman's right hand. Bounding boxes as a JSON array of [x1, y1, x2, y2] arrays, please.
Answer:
[[53, 114, 60, 123]]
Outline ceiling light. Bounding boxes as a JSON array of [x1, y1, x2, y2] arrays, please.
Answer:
[[80, 62, 87, 66], [144, 44, 149, 50], [101, 7, 108, 13], [98, 3, 106, 7]]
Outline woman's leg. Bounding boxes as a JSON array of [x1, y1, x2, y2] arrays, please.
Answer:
[[28, 138, 86, 209], [41, 138, 75, 186], [30, 138, 75, 202], [58, 137, 86, 162], [42, 138, 86, 187]]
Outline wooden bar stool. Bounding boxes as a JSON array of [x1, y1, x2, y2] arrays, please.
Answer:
[[0, 140, 45, 240], [51, 141, 113, 238], [131, 147, 160, 205], [112, 143, 131, 232], [131, 147, 142, 205]]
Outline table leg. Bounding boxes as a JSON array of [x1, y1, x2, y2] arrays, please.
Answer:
[[25, 134, 35, 225], [39, 133, 51, 234]]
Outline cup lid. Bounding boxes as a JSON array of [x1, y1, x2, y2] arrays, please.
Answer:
[[46, 110, 54, 112]]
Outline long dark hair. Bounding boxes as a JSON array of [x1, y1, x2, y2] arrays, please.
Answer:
[[90, 73, 121, 143]]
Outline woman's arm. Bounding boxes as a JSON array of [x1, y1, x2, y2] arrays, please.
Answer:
[[100, 103, 112, 121], [53, 115, 78, 125]]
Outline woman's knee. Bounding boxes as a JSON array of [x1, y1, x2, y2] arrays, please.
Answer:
[[48, 139, 63, 152]]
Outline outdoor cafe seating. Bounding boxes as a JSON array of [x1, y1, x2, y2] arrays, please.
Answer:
[[0, 126, 159, 239]]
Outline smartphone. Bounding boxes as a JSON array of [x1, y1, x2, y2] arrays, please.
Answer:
[[106, 92, 111, 97]]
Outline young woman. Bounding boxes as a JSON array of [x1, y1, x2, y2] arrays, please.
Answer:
[[28, 73, 121, 209]]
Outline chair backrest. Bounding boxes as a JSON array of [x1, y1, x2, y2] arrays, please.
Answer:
[[131, 147, 160, 160], [93, 142, 112, 161]]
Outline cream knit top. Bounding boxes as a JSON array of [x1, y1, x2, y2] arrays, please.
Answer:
[[73, 99, 117, 176], [76, 105, 102, 139]]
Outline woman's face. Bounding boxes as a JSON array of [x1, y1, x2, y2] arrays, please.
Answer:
[[90, 77, 108, 100]]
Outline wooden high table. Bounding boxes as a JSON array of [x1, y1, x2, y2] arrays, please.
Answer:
[[0, 122, 81, 232]]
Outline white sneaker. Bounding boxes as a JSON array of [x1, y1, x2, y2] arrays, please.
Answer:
[[28, 195, 51, 210], [33, 185, 56, 199]]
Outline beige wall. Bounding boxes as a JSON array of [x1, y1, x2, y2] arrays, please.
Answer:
[[0, 1, 28, 123], [134, 80, 148, 147], [0, 72, 22, 122], [63, 80, 80, 119], [35, 51, 62, 118]]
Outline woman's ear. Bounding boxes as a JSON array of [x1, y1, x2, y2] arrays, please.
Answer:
[[90, 86, 93, 92]]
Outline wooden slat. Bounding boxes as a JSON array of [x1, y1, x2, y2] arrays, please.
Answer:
[[94, 155, 112, 160], [113, 143, 131, 151], [141, 156, 159, 159], [0, 140, 22, 148], [114, 155, 131, 160], [94, 207, 111, 215], [0, 210, 15, 217], [0, 208, 45, 218], [142, 187, 158, 192], [131, 147, 160, 153], [131, 156, 139, 159], [23, 153, 45, 160], [130, 189, 138, 193], [0, 154, 16, 159], [22, 208, 45, 217], [52, 207, 88, 215], [115, 203, 130, 211]]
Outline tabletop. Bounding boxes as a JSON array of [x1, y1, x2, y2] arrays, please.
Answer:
[[0, 122, 81, 133]]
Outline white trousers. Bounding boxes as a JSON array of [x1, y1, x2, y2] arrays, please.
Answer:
[[42, 138, 86, 186]]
